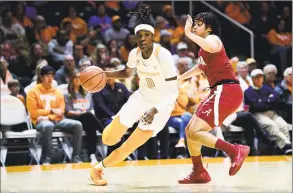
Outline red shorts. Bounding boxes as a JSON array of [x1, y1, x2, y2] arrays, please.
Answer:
[[195, 84, 243, 128]]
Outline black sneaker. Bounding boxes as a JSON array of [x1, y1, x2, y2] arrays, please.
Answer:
[[72, 155, 83, 163], [42, 157, 51, 165]]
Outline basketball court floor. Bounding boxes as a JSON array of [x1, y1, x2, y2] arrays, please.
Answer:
[[1, 156, 291, 193]]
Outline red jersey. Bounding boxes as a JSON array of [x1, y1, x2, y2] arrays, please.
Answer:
[[197, 46, 237, 87]]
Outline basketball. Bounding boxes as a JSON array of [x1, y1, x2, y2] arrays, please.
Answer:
[[80, 66, 107, 93]]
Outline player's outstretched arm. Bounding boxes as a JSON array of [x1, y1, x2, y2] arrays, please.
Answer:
[[104, 66, 135, 79], [185, 15, 222, 53], [179, 65, 202, 81]]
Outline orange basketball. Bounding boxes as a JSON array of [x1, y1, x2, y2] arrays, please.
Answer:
[[80, 66, 107, 93]]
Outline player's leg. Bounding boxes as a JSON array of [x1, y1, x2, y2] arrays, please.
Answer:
[[102, 116, 129, 146], [90, 127, 153, 186]]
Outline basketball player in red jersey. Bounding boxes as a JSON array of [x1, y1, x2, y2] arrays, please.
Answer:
[[178, 13, 250, 184]]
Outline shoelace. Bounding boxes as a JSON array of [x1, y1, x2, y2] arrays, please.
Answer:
[[93, 169, 104, 180], [185, 164, 208, 179]]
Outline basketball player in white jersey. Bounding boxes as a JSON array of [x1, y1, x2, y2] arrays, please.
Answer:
[[89, 3, 179, 186]]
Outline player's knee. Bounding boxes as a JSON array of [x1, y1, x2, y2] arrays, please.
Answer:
[[102, 132, 119, 146], [186, 128, 200, 141]]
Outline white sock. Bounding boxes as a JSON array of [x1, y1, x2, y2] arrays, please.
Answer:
[[94, 161, 105, 169]]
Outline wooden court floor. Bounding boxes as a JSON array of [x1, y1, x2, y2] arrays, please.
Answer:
[[1, 156, 292, 193]]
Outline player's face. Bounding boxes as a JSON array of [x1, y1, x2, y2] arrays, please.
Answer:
[[192, 19, 210, 37], [136, 30, 154, 51]]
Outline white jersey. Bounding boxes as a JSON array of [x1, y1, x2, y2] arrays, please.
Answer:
[[127, 43, 177, 103]]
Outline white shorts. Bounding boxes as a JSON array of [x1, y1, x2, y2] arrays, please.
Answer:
[[112, 90, 173, 137]]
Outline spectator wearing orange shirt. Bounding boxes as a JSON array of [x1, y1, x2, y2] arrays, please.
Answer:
[[26, 65, 83, 165], [267, 18, 292, 74], [225, 2, 251, 25], [119, 33, 136, 63], [61, 6, 87, 38]]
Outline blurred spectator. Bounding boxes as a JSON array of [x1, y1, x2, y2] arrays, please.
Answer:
[[11, 2, 33, 28], [162, 4, 178, 29], [171, 15, 187, 44], [244, 69, 292, 155], [26, 65, 83, 164], [65, 71, 104, 164], [73, 43, 88, 67], [246, 58, 258, 74], [62, 21, 76, 43], [173, 42, 194, 69], [25, 15, 58, 45], [104, 15, 130, 46], [278, 6, 291, 32], [236, 61, 252, 92], [48, 30, 73, 65], [88, 4, 112, 33], [55, 55, 77, 85], [230, 56, 239, 73], [0, 57, 17, 86], [159, 30, 176, 55], [107, 39, 120, 59], [61, 6, 87, 37], [263, 64, 278, 88], [119, 33, 136, 63], [29, 43, 48, 74], [90, 43, 110, 68], [267, 18, 292, 74], [0, 9, 25, 43], [154, 16, 168, 43], [78, 58, 92, 72], [275, 67, 292, 124], [7, 79, 25, 105], [225, 2, 251, 25]]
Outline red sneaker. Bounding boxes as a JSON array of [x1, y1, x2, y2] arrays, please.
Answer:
[[178, 166, 211, 184], [229, 145, 250, 176]]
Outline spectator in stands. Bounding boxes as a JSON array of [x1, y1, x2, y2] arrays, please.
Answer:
[[25, 60, 58, 94], [62, 21, 76, 43], [92, 64, 132, 155], [78, 58, 92, 72], [11, 2, 33, 28], [267, 18, 292, 74], [236, 61, 253, 92], [107, 39, 120, 59], [48, 30, 73, 65], [7, 79, 25, 105], [104, 15, 130, 46], [26, 65, 83, 164], [0, 57, 17, 86], [25, 15, 58, 45], [162, 4, 178, 29], [172, 42, 194, 69], [88, 4, 112, 33], [225, 2, 251, 25], [29, 43, 48, 74], [154, 16, 168, 43], [244, 69, 292, 155], [90, 43, 110, 69], [159, 30, 176, 55], [263, 64, 278, 88], [65, 71, 104, 164], [170, 15, 187, 44], [73, 43, 87, 67], [55, 55, 77, 85], [275, 67, 292, 124], [0, 9, 25, 43], [61, 6, 87, 37], [246, 58, 258, 74], [279, 6, 291, 32], [119, 33, 136, 63]]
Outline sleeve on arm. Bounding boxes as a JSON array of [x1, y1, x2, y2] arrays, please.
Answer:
[[158, 48, 178, 79]]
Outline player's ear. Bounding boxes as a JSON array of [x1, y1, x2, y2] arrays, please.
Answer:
[[207, 27, 212, 33]]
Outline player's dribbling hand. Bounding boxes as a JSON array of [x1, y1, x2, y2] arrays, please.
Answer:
[[185, 14, 193, 35], [140, 108, 158, 125]]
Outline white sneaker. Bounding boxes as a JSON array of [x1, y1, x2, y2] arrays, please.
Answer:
[[90, 154, 98, 165]]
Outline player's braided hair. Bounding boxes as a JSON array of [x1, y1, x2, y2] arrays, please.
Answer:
[[131, 3, 154, 27], [194, 12, 222, 37]]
